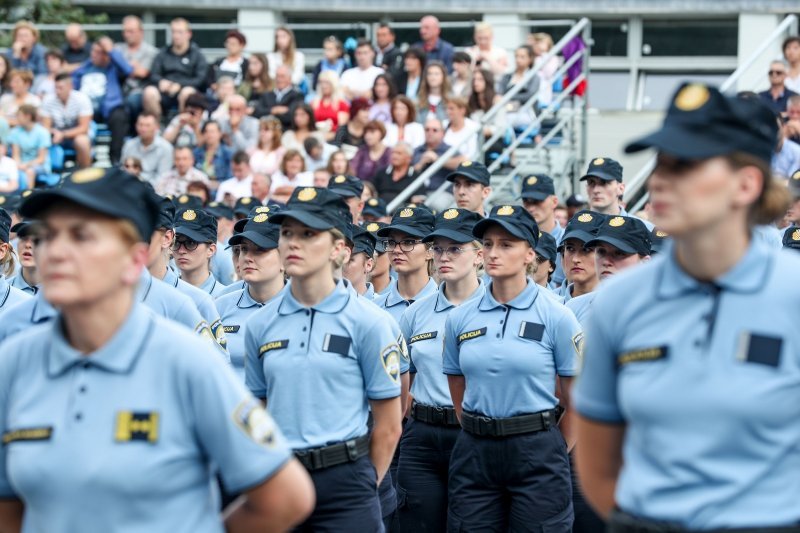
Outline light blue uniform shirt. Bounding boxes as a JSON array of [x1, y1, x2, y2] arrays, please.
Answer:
[[211, 242, 234, 286], [245, 280, 402, 449], [565, 291, 595, 325], [0, 276, 31, 314], [196, 272, 227, 298], [9, 273, 36, 295], [216, 279, 247, 298], [163, 267, 226, 349], [373, 277, 438, 324], [753, 224, 782, 248], [550, 223, 566, 287], [399, 281, 484, 407], [0, 303, 291, 533], [443, 280, 581, 418], [363, 283, 375, 300], [573, 240, 800, 529], [0, 291, 57, 343]]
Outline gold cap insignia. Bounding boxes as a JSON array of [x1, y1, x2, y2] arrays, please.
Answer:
[[368, 198, 379, 206], [0, 196, 5, 205], [793, 171, 800, 181], [592, 158, 604, 166], [255, 206, 270, 213], [21, 190, 32, 198], [209, 202, 219, 208], [443, 208, 459, 220], [399, 208, 414, 218], [71, 167, 105, 184], [241, 197, 252, 205], [182, 210, 197, 221], [367, 222, 380, 232], [461, 161, 472, 167], [497, 205, 514, 216], [578, 213, 593, 223], [609, 216, 625, 227], [674, 84, 710, 112], [253, 213, 269, 223], [297, 188, 317, 202], [526, 176, 538, 185], [178, 195, 190, 204], [655, 230, 668, 238], [334, 175, 347, 184], [793, 229, 800, 241]]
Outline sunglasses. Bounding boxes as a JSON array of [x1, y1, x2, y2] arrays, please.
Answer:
[[769, 70, 786, 76]]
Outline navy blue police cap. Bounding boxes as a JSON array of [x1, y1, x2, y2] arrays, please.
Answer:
[[782, 226, 800, 251], [649, 227, 669, 255], [363, 197, 388, 218], [268, 187, 351, 235], [535, 231, 558, 264], [173, 193, 203, 211], [560, 210, 606, 248], [229, 212, 279, 250], [351, 223, 377, 256], [363, 221, 388, 253], [423, 208, 483, 244], [174, 208, 217, 243], [473, 204, 540, 248], [586, 215, 652, 256], [205, 201, 234, 220], [0, 193, 22, 214], [521, 174, 556, 201], [580, 157, 623, 182], [0, 208, 10, 243], [328, 174, 364, 199], [446, 160, 491, 186], [377, 205, 435, 239], [234, 196, 262, 217]]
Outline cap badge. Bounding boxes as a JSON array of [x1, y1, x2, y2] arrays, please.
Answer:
[[609, 216, 625, 227], [461, 161, 472, 167], [253, 213, 269, 223], [793, 170, 800, 181], [655, 230, 668, 238], [209, 202, 219, 208], [71, 167, 105, 184], [497, 205, 514, 216], [399, 208, 414, 218], [577, 213, 593, 223], [0, 196, 5, 205], [297, 188, 317, 202], [21, 190, 32, 198], [592, 158, 604, 166], [334, 175, 347, 184], [793, 229, 800, 242], [367, 223, 380, 232], [255, 206, 270, 213], [241, 197, 252, 205], [182, 210, 197, 221], [674, 84, 710, 112], [368, 198, 379, 206], [526, 176, 538, 185], [443, 209, 459, 220], [178, 195, 190, 204]]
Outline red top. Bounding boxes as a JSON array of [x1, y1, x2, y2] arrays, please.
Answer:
[[313, 98, 350, 130]]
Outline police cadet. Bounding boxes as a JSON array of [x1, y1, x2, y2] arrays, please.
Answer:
[[447, 160, 491, 217], [8, 220, 38, 294], [533, 231, 559, 290], [521, 173, 566, 287], [216, 212, 285, 381], [207, 200, 236, 285], [575, 82, 800, 532], [396, 207, 484, 532], [782, 224, 800, 251], [0, 166, 315, 532], [343, 223, 377, 297], [0, 208, 31, 313], [567, 214, 651, 324], [363, 197, 390, 223], [556, 210, 605, 302], [244, 186, 403, 531], [444, 204, 581, 532], [172, 192, 204, 211], [174, 208, 227, 297], [328, 173, 365, 223], [363, 221, 392, 296], [649, 227, 668, 254]]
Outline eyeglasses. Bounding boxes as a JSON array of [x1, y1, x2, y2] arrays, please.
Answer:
[[382, 239, 425, 252], [431, 245, 479, 258], [769, 70, 786, 76], [172, 238, 202, 251]]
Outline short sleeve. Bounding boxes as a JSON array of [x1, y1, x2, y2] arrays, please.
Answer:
[[552, 309, 581, 377], [357, 314, 402, 400], [0, 338, 19, 498], [78, 93, 93, 117], [442, 313, 462, 375], [398, 308, 416, 374], [244, 311, 268, 399], [38, 128, 51, 148]]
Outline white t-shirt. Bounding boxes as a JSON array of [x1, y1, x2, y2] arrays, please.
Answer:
[[267, 51, 306, 86], [0, 156, 18, 189], [269, 171, 314, 195], [340, 66, 383, 97], [215, 174, 253, 202], [786, 75, 800, 94], [444, 118, 480, 159], [384, 122, 425, 149]]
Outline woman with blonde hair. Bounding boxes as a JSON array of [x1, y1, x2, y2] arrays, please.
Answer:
[[0, 208, 30, 313], [528, 32, 560, 106], [466, 22, 509, 81], [268, 26, 306, 86], [249, 116, 286, 176], [312, 70, 350, 140]]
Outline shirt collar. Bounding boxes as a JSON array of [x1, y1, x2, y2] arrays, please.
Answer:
[[200, 273, 218, 294], [32, 291, 58, 323], [479, 279, 539, 311], [47, 303, 152, 377], [385, 277, 437, 307], [656, 238, 772, 299], [434, 279, 484, 312], [278, 279, 350, 315], [136, 269, 153, 301], [0, 276, 8, 306], [162, 267, 179, 287]]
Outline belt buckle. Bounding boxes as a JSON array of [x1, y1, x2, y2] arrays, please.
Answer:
[[478, 416, 494, 436], [432, 406, 445, 424], [345, 439, 359, 461], [309, 448, 324, 470], [541, 410, 551, 429]]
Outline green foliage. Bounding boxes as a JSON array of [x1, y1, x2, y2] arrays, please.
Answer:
[[0, 0, 109, 48]]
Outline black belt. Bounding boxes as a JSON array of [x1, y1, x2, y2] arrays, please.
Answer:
[[461, 409, 555, 437], [609, 510, 800, 533], [410, 401, 460, 427], [293, 434, 370, 471]]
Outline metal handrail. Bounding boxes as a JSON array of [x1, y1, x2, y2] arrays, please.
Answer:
[[383, 19, 579, 30], [386, 16, 590, 213], [623, 13, 798, 211]]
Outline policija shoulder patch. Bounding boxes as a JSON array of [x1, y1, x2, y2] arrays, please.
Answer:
[[115, 412, 159, 443], [233, 398, 277, 447], [259, 339, 289, 358], [617, 346, 668, 366], [381, 343, 402, 383], [458, 327, 486, 345]]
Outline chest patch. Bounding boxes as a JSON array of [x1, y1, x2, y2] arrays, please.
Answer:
[[115, 412, 159, 443], [223, 325, 241, 334], [3, 427, 53, 444], [259, 340, 289, 357], [617, 346, 668, 366], [458, 327, 487, 344], [409, 331, 438, 344]]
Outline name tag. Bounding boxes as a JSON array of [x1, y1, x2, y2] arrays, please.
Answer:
[[518, 321, 545, 342], [617, 346, 668, 366], [323, 334, 352, 356], [115, 412, 159, 443], [259, 340, 289, 357], [3, 427, 53, 444], [458, 327, 486, 344], [737, 332, 782, 368], [409, 331, 437, 344], [223, 325, 241, 334]]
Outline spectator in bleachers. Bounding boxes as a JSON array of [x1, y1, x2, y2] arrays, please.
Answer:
[[783, 95, 800, 143], [311, 71, 350, 140], [375, 24, 402, 79], [466, 22, 509, 81], [415, 16, 454, 72], [121, 111, 173, 182], [61, 23, 92, 73], [412, 116, 464, 193], [122, 156, 142, 178], [143, 18, 208, 117], [303, 136, 337, 172], [759, 60, 797, 115], [326, 149, 351, 176], [373, 142, 423, 203], [530, 33, 559, 106], [39, 72, 93, 169], [369, 74, 396, 123], [270, 148, 313, 203], [499, 45, 541, 128], [33, 49, 64, 100], [384, 95, 424, 149], [186, 179, 211, 205], [206, 30, 248, 91], [215, 150, 253, 202], [332, 97, 370, 151], [313, 168, 331, 187], [0, 138, 19, 192], [312, 36, 347, 91], [772, 116, 800, 178], [249, 116, 285, 176], [282, 103, 323, 154], [340, 39, 383, 101], [443, 97, 479, 158], [219, 94, 259, 153], [8, 21, 47, 76], [350, 120, 390, 182], [251, 172, 270, 204], [155, 145, 209, 196], [8, 104, 50, 189], [193, 119, 232, 184], [397, 47, 425, 98], [783, 37, 800, 93], [268, 26, 305, 87], [0, 55, 11, 95], [416, 61, 451, 124], [237, 52, 272, 110], [468, 68, 506, 150], [209, 77, 236, 121], [163, 92, 207, 147], [450, 51, 472, 97], [253, 64, 304, 130], [73, 37, 133, 165], [115, 15, 158, 119], [0, 70, 40, 127]]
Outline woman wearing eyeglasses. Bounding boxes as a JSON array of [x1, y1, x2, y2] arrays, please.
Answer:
[[173, 208, 226, 298], [396, 208, 483, 532], [444, 204, 581, 532]]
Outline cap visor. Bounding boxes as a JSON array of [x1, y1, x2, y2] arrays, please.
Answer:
[[174, 226, 212, 243], [579, 172, 617, 182], [559, 229, 596, 247], [376, 223, 428, 239], [268, 210, 335, 231], [624, 126, 731, 159], [10, 221, 36, 235], [233, 219, 248, 233], [20, 187, 127, 223], [422, 228, 476, 243], [229, 231, 279, 249], [585, 235, 638, 255], [328, 187, 358, 198], [473, 218, 534, 245], [521, 191, 551, 201]]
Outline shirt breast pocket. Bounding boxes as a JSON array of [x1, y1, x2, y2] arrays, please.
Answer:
[[323, 334, 354, 359]]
